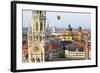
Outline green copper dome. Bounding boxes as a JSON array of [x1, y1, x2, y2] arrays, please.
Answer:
[[78, 26, 82, 32], [67, 24, 72, 31]]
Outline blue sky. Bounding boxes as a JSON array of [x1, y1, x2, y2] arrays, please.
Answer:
[[23, 10, 91, 29]]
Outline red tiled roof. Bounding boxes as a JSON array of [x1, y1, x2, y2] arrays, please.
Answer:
[[83, 31, 91, 34], [22, 44, 28, 55], [84, 45, 91, 49], [74, 42, 84, 47], [48, 43, 60, 50], [74, 41, 90, 49], [23, 48, 28, 55], [22, 44, 28, 49]]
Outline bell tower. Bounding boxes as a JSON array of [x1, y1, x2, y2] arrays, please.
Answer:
[[28, 10, 46, 62], [78, 26, 82, 42], [67, 24, 72, 35]]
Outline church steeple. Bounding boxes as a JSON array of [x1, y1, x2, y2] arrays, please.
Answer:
[[78, 26, 82, 32], [66, 24, 72, 35], [78, 26, 82, 42], [67, 24, 72, 31], [28, 10, 46, 62]]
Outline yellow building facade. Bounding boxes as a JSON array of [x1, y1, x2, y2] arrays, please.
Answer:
[[59, 25, 82, 41]]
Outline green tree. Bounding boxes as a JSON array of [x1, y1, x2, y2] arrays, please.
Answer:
[[57, 50, 65, 58]]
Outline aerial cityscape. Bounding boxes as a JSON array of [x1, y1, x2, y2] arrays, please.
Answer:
[[22, 10, 91, 63]]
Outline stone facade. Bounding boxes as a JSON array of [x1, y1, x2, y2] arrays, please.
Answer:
[[28, 11, 46, 62]]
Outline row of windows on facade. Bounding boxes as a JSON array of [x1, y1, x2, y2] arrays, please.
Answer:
[[65, 55, 84, 58], [33, 17, 46, 21], [23, 55, 43, 62], [65, 53, 84, 57], [33, 11, 46, 16], [32, 16, 46, 19], [33, 11, 44, 14], [23, 57, 43, 62], [34, 22, 45, 31], [31, 58, 43, 62], [29, 36, 44, 42]]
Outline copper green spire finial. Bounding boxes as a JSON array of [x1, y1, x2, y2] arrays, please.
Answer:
[[68, 24, 72, 31], [69, 24, 71, 28], [79, 26, 82, 32]]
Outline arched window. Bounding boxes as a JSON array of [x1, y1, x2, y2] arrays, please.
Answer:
[[44, 22, 45, 28], [40, 11, 41, 14], [31, 58, 35, 62], [33, 36, 35, 42], [37, 58, 40, 62], [25, 54, 28, 60], [40, 36, 42, 42], [40, 22, 43, 31], [36, 36, 38, 41], [36, 22, 38, 31]]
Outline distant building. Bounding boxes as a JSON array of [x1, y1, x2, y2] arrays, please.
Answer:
[[22, 40, 28, 62], [64, 25, 73, 41], [46, 40, 62, 59], [22, 27, 28, 62], [54, 27, 67, 33], [84, 36, 91, 59], [65, 40, 91, 60], [22, 27, 28, 41], [60, 40, 73, 47], [65, 44, 85, 59], [58, 25, 82, 41]]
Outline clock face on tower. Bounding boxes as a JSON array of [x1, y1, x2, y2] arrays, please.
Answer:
[[33, 46, 39, 51]]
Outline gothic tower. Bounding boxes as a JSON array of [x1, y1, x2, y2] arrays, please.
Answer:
[[28, 10, 46, 62]]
